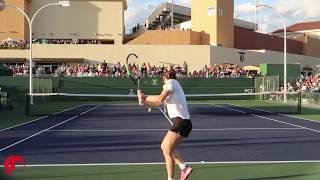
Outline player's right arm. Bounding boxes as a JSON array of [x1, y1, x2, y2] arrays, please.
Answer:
[[138, 89, 170, 107]]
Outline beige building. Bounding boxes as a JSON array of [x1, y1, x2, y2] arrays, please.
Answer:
[[0, 0, 319, 74], [130, 0, 236, 47], [127, 30, 204, 45], [0, 0, 29, 41], [272, 21, 320, 58], [0, 0, 127, 44], [191, 0, 234, 48], [272, 21, 320, 39]]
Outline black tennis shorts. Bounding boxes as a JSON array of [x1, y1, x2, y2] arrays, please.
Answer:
[[170, 117, 192, 138]]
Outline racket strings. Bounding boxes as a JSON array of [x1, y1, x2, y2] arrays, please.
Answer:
[[127, 63, 142, 78], [126, 54, 142, 90]]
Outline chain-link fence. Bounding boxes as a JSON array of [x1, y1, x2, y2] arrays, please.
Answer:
[[255, 76, 279, 93], [301, 92, 320, 108]]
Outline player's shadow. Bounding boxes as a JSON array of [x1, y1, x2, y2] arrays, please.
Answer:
[[182, 136, 320, 148], [0, 170, 17, 180], [13, 168, 165, 180], [238, 173, 316, 180]]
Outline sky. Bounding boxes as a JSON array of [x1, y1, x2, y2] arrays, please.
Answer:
[[125, 0, 320, 33]]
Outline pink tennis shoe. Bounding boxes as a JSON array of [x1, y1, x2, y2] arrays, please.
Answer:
[[180, 166, 193, 180]]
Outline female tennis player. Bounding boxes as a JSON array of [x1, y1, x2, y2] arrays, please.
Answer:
[[137, 69, 193, 180]]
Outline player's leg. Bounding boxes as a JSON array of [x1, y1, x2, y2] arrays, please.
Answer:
[[173, 119, 193, 180], [161, 131, 183, 180], [173, 151, 186, 167]]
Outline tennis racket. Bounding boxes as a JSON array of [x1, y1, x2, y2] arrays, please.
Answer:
[[125, 53, 142, 90], [125, 53, 145, 106]]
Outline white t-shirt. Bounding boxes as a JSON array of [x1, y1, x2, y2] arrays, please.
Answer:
[[163, 79, 190, 119]]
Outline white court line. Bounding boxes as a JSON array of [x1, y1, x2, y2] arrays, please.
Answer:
[[0, 116, 48, 132], [228, 103, 272, 113], [83, 103, 139, 106], [212, 104, 320, 134], [228, 103, 320, 128], [2, 160, 320, 167], [47, 127, 301, 132], [53, 104, 85, 115], [281, 114, 320, 124], [213, 104, 247, 114], [0, 105, 102, 152], [48, 129, 168, 132], [252, 114, 320, 133], [0, 104, 85, 132]]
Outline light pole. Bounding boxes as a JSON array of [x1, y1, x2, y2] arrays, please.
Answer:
[[259, 3, 262, 32], [171, 0, 174, 29], [254, 0, 257, 31], [0, 1, 70, 104], [255, 3, 287, 101]]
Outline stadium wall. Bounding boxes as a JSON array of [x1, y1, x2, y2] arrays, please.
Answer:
[[27, 44, 211, 72], [55, 77, 254, 94], [1, 44, 320, 73], [127, 30, 203, 45], [0, 65, 12, 76], [303, 36, 320, 58], [0, 77, 255, 99]]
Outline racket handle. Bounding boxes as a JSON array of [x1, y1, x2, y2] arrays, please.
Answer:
[[137, 90, 144, 106]]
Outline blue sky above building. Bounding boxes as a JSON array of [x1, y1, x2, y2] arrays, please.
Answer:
[[125, 0, 320, 33]]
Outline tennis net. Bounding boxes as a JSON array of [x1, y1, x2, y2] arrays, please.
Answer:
[[25, 91, 301, 116]]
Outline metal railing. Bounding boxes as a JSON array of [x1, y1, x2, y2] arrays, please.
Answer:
[[301, 92, 320, 107]]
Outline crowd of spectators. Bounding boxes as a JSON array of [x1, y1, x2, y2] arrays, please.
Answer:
[[0, 40, 28, 49], [4, 62, 320, 95], [3, 62, 253, 78], [131, 23, 142, 34], [200, 64, 247, 78], [7, 64, 30, 76], [33, 39, 103, 45], [41, 62, 184, 77], [0, 39, 104, 49], [130, 23, 183, 34], [287, 74, 320, 93], [147, 25, 172, 31], [146, 23, 191, 31]]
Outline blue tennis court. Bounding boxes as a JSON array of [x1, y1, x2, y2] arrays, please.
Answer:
[[1, 103, 320, 165]]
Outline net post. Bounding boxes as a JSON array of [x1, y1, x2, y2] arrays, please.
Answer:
[[58, 93, 60, 110], [25, 93, 30, 116], [58, 76, 61, 92], [298, 91, 302, 114], [0, 87, 1, 101]]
